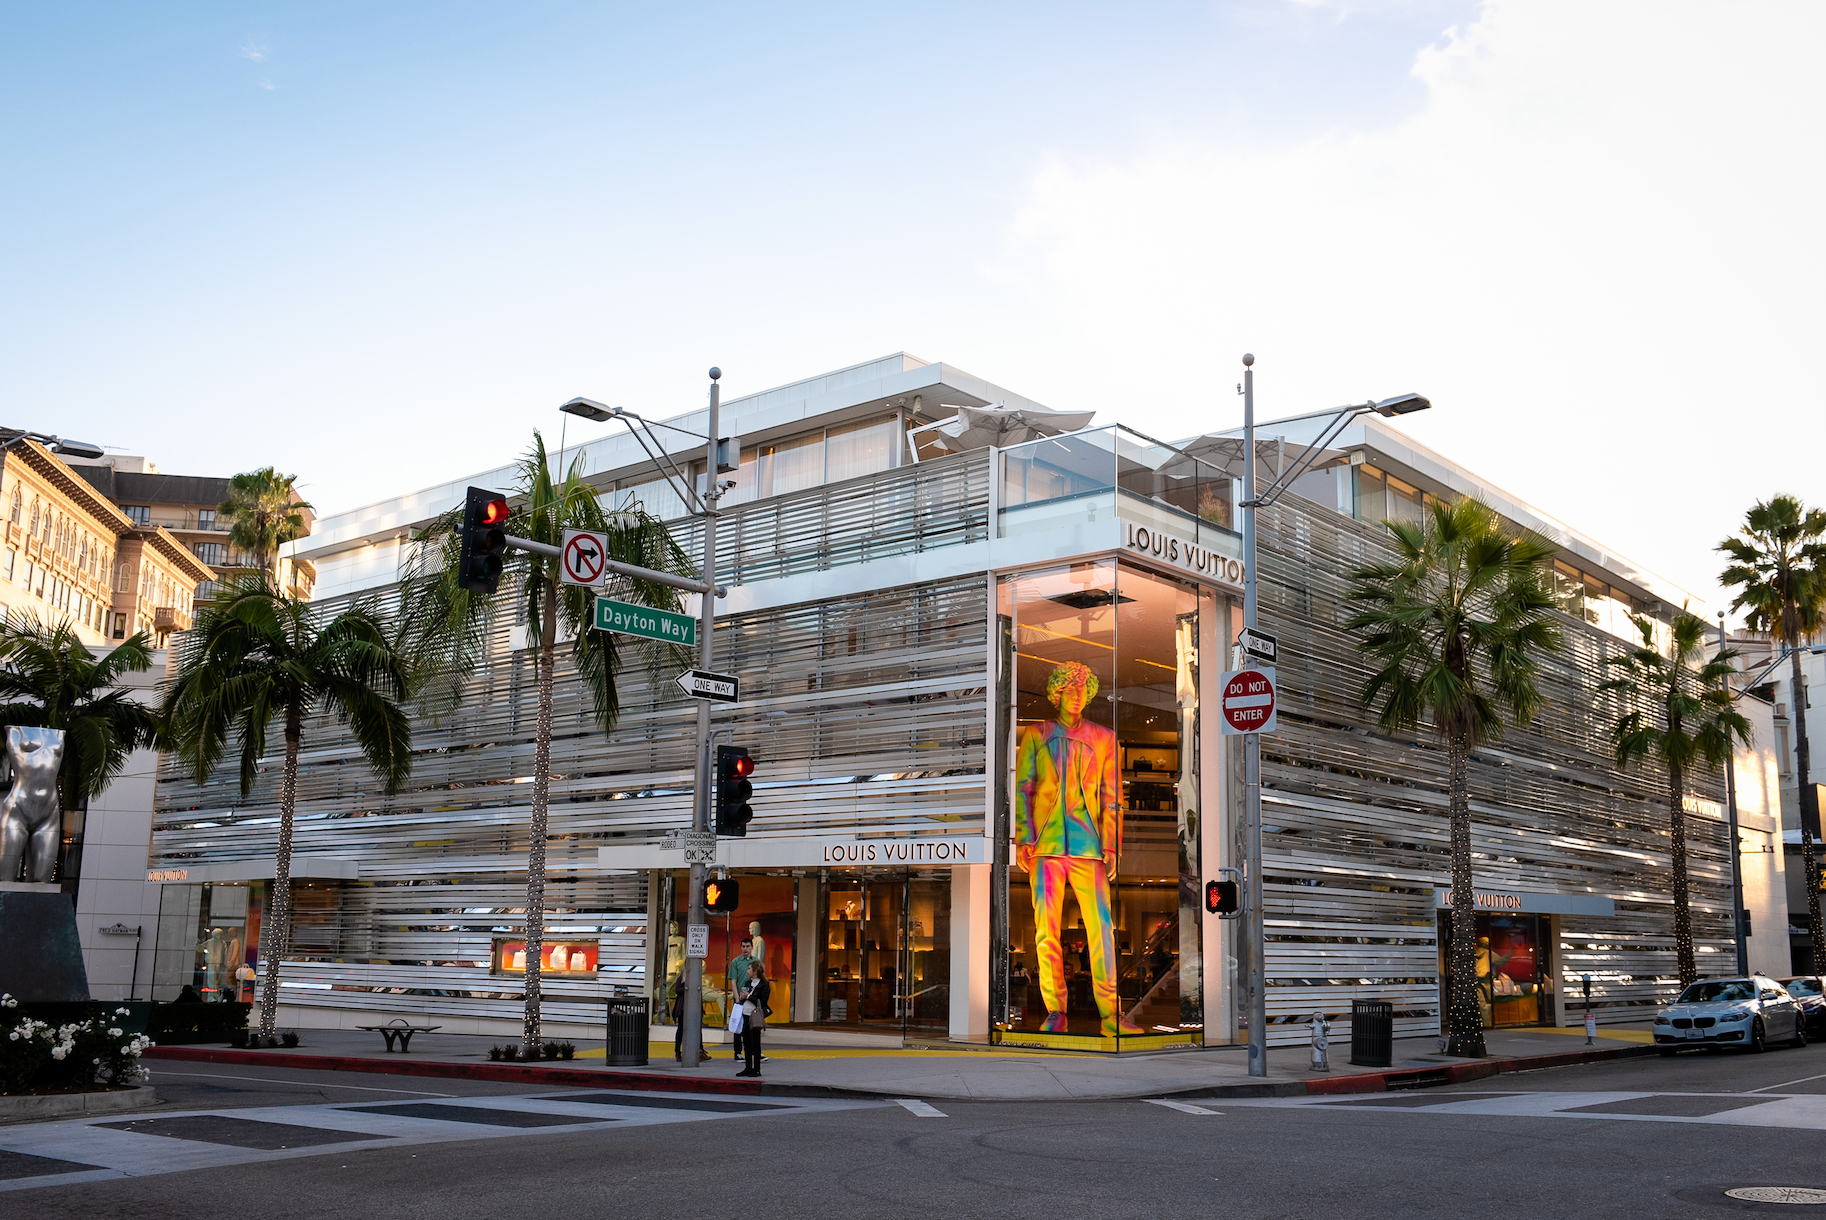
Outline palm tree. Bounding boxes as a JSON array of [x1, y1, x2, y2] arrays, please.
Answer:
[[164, 575, 413, 1038], [1346, 498, 1563, 1057], [0, 618, 162, 879], [1600, 611, 1753, 987], [1719, 495, 1826, 971], [399, 432, 689, 1050], [219, 467, 312, 579]]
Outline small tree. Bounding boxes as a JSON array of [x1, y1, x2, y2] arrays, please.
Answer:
[[1347, 499, 1563, 1057], [1718, 495, 1826, 972], [399, 432, 689, 1050], [1600, 611, 1753, 986], [220, 467, 312, 580], [164, 576, 413, 1037], [0, 619, 161, 880]]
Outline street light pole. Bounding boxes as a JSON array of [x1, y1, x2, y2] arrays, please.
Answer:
[[1231, 358, 1432, 1078], [681, 367, 722, 1067], [1240, 354, 1267, 1078], [1720, 612, 1749, 976]]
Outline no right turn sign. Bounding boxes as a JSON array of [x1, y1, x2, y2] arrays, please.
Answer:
[[1220, 667, 1277, 735]]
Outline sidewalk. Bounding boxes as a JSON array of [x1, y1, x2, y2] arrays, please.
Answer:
[[143, 1024, 1656, 1102]]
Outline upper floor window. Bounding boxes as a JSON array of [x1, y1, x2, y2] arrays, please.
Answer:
[[8, 487, 19, 524], [193, 542, 227, 567], [123, 505, 150, 526], [197, 508, 216, 530], [27, 499, 39, 535]]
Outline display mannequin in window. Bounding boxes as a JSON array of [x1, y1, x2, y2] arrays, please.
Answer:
[[1015, 661, 1143, 1037]]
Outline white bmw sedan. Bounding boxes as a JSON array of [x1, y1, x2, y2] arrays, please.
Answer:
[[1654, 975, 1807, 1055]]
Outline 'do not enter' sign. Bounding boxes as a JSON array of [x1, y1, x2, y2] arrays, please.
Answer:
[[1219, 667, 1277, 735]]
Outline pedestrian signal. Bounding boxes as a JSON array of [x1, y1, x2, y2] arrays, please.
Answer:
[[714, 745, 755, 837], [705, 877, 740, 914], [1205, 879, 1240, 916], [458, 486, 511, 594]]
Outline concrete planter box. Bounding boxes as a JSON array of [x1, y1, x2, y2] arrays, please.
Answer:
[[0, 1085, 156, 1124]]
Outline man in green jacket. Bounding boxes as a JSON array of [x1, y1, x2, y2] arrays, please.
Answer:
[[726, 936, 755, 1060]]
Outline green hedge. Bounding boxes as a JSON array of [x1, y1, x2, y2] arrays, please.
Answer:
[[146, 1001, 251, 1044]]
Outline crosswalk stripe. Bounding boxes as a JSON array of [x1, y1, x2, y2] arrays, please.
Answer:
[[1145, 1099, 1221, 1115], [895, 1098, 948, 1118]]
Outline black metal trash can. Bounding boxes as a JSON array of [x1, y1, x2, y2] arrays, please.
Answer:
[[605, 996, 651, 1067], [1350, 999, 1393, 1067]]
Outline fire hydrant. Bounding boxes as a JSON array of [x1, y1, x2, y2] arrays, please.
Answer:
[[1310, 1011, 1331, 1072]]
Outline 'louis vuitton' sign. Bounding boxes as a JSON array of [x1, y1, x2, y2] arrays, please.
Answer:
[[1124, 523, 1245, 587]]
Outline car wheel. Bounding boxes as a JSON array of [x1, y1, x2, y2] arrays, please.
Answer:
[[1794, 1018, 1808, 1049], [1750, 1017, 1768, 1053]]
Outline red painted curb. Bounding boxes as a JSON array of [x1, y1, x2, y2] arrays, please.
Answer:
[[1303, 1042, 1650, 1095], [141, 1046, 761, 1095]]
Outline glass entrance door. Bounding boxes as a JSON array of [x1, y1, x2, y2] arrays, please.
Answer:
[[818, 871, 951, 1036]]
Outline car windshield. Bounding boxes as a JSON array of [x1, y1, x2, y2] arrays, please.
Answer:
[[1678, 981, 1753, 1003], [1787, 979, 1823, 998]]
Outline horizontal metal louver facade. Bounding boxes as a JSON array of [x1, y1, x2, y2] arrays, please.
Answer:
[[1249, 495, 1730, 1044], [152, 449, 994, 1022]]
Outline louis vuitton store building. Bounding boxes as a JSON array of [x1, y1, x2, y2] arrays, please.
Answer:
[[147, 353, 1750, 1050]]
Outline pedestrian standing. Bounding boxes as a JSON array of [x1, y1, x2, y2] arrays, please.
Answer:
[[738, 962, 771, 1078], [726, 937, 755, 1061]]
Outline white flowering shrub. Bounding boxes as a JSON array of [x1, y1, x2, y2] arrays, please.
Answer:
[[0, 996, 155, 1094]]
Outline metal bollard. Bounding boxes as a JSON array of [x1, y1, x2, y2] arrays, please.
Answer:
[[1310, 1011, 1331, 1072]]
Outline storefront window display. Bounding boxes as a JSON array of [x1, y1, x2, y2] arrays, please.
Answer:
[[655, 872, 796, 1029], [817, 872, 949, 1033], [997, 559, 1205, 1048], [151, 882, 262, 1002], [1438, 911, 1554, 1029]]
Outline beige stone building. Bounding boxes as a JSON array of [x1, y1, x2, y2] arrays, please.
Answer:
[[0, 435, 216, 645], [72, 456, 316, 602]]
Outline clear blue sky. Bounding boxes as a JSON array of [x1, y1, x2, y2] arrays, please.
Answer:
[[4, 2, 1818, 606]]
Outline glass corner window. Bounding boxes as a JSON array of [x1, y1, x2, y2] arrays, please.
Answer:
[[999, 426, 1238, 551]]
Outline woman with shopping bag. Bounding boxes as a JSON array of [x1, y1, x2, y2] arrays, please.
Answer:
[[737, 963, 771, 1077]]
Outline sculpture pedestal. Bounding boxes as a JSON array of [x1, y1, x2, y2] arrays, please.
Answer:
[[0, 890, 90, 1002]]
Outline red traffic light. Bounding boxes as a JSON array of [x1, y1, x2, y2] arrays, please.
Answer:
[[479, 497, 510, 526], [729, 754, 755, 779]]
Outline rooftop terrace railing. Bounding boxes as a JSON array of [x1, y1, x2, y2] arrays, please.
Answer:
[[664, 448, 990, 588]]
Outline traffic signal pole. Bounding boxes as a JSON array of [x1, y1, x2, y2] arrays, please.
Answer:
[[681, 368, 723, 1068]]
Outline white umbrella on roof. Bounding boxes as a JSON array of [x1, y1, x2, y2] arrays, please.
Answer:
[[909, 403, 1098, 461]]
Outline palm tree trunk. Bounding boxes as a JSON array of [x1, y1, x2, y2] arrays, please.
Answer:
[[1668, 760, 1696, 986], [522, 575, 556, 1050], [1786, 618, 1825, 972], [259, 705, 303, 1039], [1445, 728, 1485, 1057]]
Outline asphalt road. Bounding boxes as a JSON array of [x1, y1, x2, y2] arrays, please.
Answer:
[[7, 1046, 1826, 1218]]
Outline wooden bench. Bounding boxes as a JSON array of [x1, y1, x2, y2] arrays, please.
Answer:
[[354, 1019, 442, 1053]]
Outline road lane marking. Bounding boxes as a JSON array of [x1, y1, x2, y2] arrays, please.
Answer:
[[148, 1069, 454, 1096], [1749, 1072, 1826, 1093], [1145, 1099, 1221, 1115], [895, 1098, 947, 1117]]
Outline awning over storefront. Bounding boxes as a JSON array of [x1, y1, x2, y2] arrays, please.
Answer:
[[598, 834, 989, 870], [1433, 888, 1615, 917]]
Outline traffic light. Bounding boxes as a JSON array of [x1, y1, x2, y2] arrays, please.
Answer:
[[715, 746, 754, 837], [1205, 879, 1240, 916], [458, 486, 511, 593], [705, 875, 740, 914]]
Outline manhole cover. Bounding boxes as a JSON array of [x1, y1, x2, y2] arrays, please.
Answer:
[[1724, 1187, 1826, 1204]]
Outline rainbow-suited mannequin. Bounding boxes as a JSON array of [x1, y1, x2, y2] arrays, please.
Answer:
[[1015, 662, 1144, 1037]]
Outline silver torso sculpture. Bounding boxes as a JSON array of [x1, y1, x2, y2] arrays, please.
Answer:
[[1, 726, 65, 885]]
